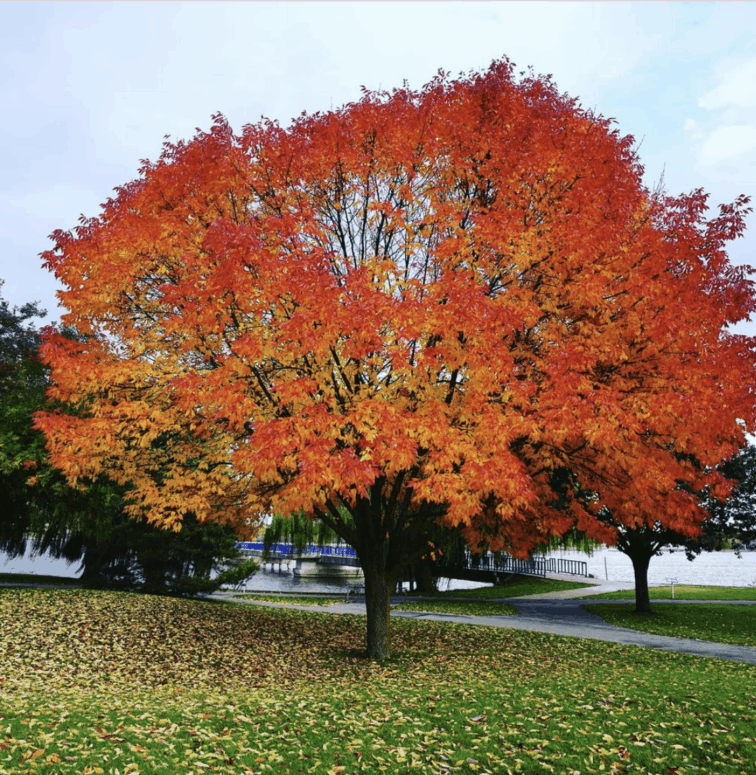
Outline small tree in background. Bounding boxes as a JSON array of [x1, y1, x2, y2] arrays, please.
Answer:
[[0, 280, 49, 557], [262, 510, 343, 558], [565, 445, 756, 614], [613, 524, 684, 614]]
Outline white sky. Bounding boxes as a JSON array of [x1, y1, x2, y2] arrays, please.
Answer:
[[1, 1, 755, 337]]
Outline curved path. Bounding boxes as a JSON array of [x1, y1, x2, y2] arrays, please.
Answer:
[[393, 597, 756, 665], [216, 591, 756, 666]]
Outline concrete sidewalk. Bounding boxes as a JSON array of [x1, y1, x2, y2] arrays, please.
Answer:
[[497, 597, 756, 663], [512, 580, 637, 599]]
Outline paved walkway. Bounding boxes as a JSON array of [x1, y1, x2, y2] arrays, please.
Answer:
[[213, 581, 756, 667]]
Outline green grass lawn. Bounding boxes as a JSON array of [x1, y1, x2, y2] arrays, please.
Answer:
[[1, 588, 754, 774], [394, 599, 519, 616], [432, 574, 593, 598], [0, 573, 81, 586], [585, 602, 756, 649], [579, 584, 756, 600]]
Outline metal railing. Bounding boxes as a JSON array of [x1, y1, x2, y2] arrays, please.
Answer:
[[435, 552, 546, 578], [547, 558, 589, 576], [436, 552, 589, 579], [236, 543, 588, 577], [470, 554, 547, 578]]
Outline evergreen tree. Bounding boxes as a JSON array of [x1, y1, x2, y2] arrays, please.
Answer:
[[0, 279, 49, 557], [689, 444, 756, 554]]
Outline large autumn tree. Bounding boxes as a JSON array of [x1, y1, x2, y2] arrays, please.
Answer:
[[37, 60, 755, 657]]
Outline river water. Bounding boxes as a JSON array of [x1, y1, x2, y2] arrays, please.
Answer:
[[0, 551, 483, 594], [3, 546, 756, 591], [544, 546, 756, 587]]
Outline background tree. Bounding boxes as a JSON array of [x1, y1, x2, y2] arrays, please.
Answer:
[[0, 281, 256, 594], [77, 510, 258, 596], [566, 455, 704, 614], [0, 279, 131, 568], [262, 510, 343, 558], [580, 445, 756, 614], [694, 444, 756, 554], [0, 279, 49, 556], [612, 523, 686, 614], [37, 59, 756, 658]]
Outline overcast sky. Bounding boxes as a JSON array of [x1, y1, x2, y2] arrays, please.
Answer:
[[1, 1, 755, 336]]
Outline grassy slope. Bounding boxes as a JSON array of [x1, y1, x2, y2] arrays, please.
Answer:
[[232, 594, 340, 606], [1, 588, 754, 775], [0, 573, 81, 586], [585, 603, 756, 649], [432, 575, 592, 598], [394, 599, 519, 616], [579, 584, 756, 600]]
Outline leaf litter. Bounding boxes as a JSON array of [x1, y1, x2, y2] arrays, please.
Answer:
[[0, 588, 754, 774]]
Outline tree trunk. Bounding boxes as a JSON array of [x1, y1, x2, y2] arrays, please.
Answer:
[[330, 486, 433, 659], [616, 528, 658, 615], [357, 520, 398, 659], [78, 541, 109, 584], [412, 557, 437, 593], [630, 551, 653, 614], [362, 558, 395, 659]]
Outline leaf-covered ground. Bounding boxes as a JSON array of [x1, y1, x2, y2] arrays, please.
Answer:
[[1, 588, 755, 774], [585, 602, 756, 648]]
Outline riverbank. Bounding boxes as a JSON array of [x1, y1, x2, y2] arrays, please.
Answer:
[[5, 546, 756, 592]]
